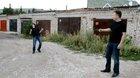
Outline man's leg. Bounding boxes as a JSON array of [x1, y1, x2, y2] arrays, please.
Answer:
[[112, 43, 120, 77], [33, 37, 37, 54], [101, 43, 113, 72], [37, 36, 42, 52]]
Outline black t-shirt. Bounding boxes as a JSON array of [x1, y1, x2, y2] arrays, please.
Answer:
[[109, 20, 126, 43], [31, 26, 41, 37]]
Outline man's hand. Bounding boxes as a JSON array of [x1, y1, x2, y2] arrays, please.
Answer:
[[117, 43, 124, 49], [118, 32, 126, 50], [98, 29, 102, 32]]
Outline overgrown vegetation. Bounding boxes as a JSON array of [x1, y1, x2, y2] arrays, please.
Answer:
[[21, 21, 140, 61], [121, 36, 140, 61], [21, 20, 32, 39], [45, 33, 108, 54], [45, 33, 140, 61]]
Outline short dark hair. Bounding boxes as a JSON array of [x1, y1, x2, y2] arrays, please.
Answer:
[[114, 10, 122, 18]]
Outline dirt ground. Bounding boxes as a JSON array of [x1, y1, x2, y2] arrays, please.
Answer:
[[0, 32, 140, 78]]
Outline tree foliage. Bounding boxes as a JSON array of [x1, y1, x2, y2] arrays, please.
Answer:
[[2, 7, 25, 15]]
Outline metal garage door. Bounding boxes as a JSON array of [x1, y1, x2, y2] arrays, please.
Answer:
[[36, 20, 51, 36], [0, 20, 7, 31], [93, 18, 127, 36], [10, 19, 17, 32], [58, 17, 81, 35]]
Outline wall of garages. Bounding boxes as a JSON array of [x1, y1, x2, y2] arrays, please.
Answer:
[[0, 15, 20, 33], [0, 7, 140, 46], [54, 8, 140, 46]]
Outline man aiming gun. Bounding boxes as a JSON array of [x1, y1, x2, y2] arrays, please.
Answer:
[[99, 10, 126, 77]]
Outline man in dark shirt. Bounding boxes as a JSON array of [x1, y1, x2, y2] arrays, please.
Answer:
[[30, 21, 43, 54], [99, 10, 126, 77]]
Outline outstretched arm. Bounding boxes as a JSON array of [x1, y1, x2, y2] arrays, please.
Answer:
[[98, 28, 111, 32]]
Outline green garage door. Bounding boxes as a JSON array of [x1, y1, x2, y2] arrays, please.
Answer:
[[10, 19, 17, 32]]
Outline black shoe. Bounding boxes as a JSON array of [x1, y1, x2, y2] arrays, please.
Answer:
[[37, 49, 41, 53], [32, 52, 35, 54], [101, 69, 111, 73], [112, 73, 119, 77]]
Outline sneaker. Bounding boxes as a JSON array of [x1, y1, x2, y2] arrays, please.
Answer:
[[101, 69, 111, 73], [112, 73, 119, 77], [37, 49, 41, 53]]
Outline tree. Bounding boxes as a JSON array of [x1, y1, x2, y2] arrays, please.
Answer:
[[14, 10, 19, 14], [2, 7, 14, 15], [32, 8, 36, 13], [28, 10, 31, 13], [19, 7, 25, 14], [19, 7, 23, 13], [2, 6, 26, 15]]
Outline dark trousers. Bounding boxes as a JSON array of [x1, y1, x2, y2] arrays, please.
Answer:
[[105, 42, 120, 73], [33, 36, 42, 52]]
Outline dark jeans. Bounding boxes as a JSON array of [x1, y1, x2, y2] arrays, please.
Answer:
[[105, 42, 120, 73], [33, 36, 42, 52]]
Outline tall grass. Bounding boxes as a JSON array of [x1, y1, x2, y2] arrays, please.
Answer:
[[45, 33, 66, 43], [21, 20, 32, 37], [121, 36, 140, 60], [46, 33, 108, 54], [45, 33, 140, 61]]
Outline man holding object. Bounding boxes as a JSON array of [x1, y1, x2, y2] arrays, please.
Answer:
[[30, 21, 44, 54], [99, 10, 126, 77]]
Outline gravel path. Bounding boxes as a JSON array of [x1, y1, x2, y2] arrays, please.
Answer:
[[0, 32, 140, 78]]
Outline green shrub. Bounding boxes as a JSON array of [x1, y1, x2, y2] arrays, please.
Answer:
[[62, 34, 85, 51], [46, 33, 107, 54], [21, 20, 32, 38], [46, 33, 66, 43], [81, 34, 107, 54], [121, 45, 140, 61], [124, 35, 133, 45], [121, 35, 140, 60]]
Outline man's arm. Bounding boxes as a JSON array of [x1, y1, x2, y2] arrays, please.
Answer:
[[29, 29, 32, 34], [39, 28, 44, 33], [98, 28, 111, 32], [117, 32, 126, 49]]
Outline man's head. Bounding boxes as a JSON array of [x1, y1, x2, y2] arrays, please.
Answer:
[[36, 21, 39, 25], [32, 23, 36, 28], [112, 10, 122, 20]]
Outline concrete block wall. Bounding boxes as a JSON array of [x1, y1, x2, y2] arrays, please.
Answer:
[[55, 9, 140, 45], [134, 13, 140, 46]]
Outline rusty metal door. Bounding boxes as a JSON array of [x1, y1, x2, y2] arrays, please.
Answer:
[[0, 20, 7, 31], [93, 19, 113, 35], [37, 20, 51, 36], [93, 18, 127, 36], [58, 17, 81, 35]]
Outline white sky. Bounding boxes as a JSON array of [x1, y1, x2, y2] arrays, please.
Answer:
[[0, 0, 140, 10], [0, 0, 87, 10]]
